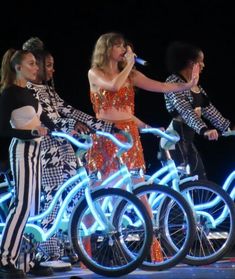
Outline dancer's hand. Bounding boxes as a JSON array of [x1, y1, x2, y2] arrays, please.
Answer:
[[74, 121, 90, 133], [31, 126, 49, 136], [190, 63, 200, 87], [204, 129, 219, 140]]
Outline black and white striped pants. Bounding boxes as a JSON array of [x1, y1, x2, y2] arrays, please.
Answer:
[[0, 137, 41, 267]]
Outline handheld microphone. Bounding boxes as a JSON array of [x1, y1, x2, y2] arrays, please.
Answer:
[[135, 57, 148, 66]]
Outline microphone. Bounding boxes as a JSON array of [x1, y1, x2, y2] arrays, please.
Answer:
[[135, 57, 148, 66]]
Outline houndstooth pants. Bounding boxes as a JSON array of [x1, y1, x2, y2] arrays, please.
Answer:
[[39, 136, 84, 258]]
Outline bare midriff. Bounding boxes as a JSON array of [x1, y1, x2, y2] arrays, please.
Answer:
[[96, 107, 133, 122], [88, 84, 145, 176], [90, 79, 135, 120]]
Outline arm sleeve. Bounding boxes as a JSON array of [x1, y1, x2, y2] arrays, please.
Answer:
[[201, 103, 230, 132], [53, 90, 114, 133], [165, 89, 208, 134], [40, 111, 58, 131], [0, 123, 40, 139], [197, 87, 230, 132]]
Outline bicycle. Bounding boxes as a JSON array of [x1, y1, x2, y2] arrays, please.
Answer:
[[218, 130, 235, 198], [93, 130, 197, 271], [140, 127, 235, 266], [0, 131, 153, 277]]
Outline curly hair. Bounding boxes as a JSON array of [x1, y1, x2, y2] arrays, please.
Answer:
[[22, 37, 44, 52]]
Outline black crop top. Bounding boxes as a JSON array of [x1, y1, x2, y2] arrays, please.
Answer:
[[191, 90, 210, 108], [0, 85, 56, 139]]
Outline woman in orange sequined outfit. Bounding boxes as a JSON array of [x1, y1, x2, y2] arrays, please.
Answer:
[[87, 33, 198, 176], [86, 32, 199, 263], [88, 79, 145, 176]]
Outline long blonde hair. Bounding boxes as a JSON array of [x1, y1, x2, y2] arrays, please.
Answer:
[[91, 32, 127, 73]]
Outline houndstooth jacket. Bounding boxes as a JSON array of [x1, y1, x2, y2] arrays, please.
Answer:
[[27, 82, 114, 134], [164, 74, 231, 135]]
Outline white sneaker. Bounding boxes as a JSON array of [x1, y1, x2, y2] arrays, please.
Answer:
[[40, 260, 72, 272]]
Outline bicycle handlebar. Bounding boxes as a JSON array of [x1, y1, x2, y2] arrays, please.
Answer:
[[51, 131, 93, 150], [140, 127, 180, 143], [96, 130, 133, 151], [222, 130, 235, 137]]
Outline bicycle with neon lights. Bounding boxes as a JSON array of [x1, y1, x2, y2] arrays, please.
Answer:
[[140, 127, 235, 266], [93, 130, 197, 271], [219, 130, 235, 200], [0, 131, 153, 277]]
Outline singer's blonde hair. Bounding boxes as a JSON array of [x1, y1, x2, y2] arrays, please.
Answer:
[[91, 32, 127, 73]]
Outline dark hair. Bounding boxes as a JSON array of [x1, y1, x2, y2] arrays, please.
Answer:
[[0, 49, 31, 93], [165, 41, 202, 74], [22, 37, 44, 52], [22, 37, 51, 84]]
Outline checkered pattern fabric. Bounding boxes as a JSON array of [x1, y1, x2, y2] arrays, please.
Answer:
[[164, 74, 230, 134], [26, 82, 104, 257], [27, 82, 114, 133]]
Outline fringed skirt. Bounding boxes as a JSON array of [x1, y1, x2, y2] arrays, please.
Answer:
[[87, 119, 145, 177]]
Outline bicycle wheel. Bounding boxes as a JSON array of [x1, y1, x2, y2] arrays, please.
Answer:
[[179, 180, 235, 265], [69, 188, 153, 277], [129, 184, 196, 270]]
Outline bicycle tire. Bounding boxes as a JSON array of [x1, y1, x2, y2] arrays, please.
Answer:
[[69, 188, 153, 277], [179, 180, 235, 265], [130, 184, 196, 270]]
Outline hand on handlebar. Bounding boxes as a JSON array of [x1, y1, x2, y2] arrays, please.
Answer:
[[74, 121, 91, 134], [70, 130, 85, 142], [204, 129, 219, 141], [31, 126, 49, 137]]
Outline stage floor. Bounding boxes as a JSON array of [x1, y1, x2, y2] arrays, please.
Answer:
[[28, 257, 235, 279]]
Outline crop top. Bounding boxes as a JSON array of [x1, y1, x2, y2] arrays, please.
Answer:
[[0, 85, 56, 139], [90, 80, 135, 114], [11, 104, 42, 128]]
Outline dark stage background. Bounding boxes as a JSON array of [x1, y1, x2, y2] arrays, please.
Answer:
[[1, 0, 234, 185]]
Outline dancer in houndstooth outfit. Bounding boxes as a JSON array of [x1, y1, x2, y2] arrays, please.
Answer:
[[22, 37, 117, 266], [162, 41, 235, 179]]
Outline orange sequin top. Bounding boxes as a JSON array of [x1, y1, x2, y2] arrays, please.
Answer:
[[88, 80, 146, 177], [90, 79, 135, 114]]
